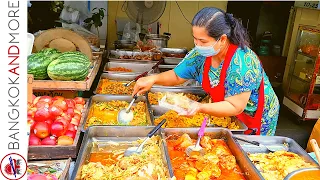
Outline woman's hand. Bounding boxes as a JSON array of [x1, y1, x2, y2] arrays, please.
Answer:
[[132, 76, 157, 96], [178, 102, 203, 116]]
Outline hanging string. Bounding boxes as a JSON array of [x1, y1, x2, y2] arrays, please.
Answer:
[[175, 1, 192, 25]]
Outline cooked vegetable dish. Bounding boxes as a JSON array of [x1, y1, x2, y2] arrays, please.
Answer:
[[155, 110, 239, 129], [85, 100, 147, 129], [248, 151, 316, 180], [96, 79, 134, 95], [108, 67, 133, 72], [81, 136, 169, 180], [148, 92, 201, 105]]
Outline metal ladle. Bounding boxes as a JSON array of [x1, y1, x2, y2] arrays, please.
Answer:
[[117, 95, 138, 125], [124, 119, 166, 157]]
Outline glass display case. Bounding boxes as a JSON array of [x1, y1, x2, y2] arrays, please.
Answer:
[[283, 25, 320, 120]]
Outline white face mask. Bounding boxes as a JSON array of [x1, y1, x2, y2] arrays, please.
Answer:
[[195, 39, 220, 57]]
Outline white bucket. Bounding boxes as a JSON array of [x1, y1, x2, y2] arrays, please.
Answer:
[[27, 33, 35, 56]]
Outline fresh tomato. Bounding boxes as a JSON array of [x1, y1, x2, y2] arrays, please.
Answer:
[[34, 108, 51, 122], [33, 96, 41, 105], [55, 117, 69, 129], [35, 101, 50, 109], [74, 97, 85, 105], [73, 113, 81, 121], [28, 102, 34, 109], [41, 136, 57, 145], [61, 113, 72, 122], [52, 100, 68, 111], [27, 116, 36, 132], [64, 130, 76, 139], [65, 99, 76, 108], [52, 96, 64, 102], [27, 107, 37, 117], [75, 104, 84, 113], [38, 96, 53, 104], [57, 136, 74, 145], [66, 123, 77, 132], [48, 105, 63, 117], [50, 121, 66, 137], [70, 118, 80, 126], [29, 134, 41, 146], [66, 108, 75, 117], [33, 122, 50, 139], [45, 119, 53, 126]]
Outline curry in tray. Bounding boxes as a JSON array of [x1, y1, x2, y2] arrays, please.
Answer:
[[166, 134, 246, 180]]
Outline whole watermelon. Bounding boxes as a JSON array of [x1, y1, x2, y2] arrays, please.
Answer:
[[27, 49, 61, 80], [38, 48, 60, 56], [47, 52, 91, 81]]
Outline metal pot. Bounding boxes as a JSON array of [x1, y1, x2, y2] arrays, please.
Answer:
[[284, 167, 320, 180], [146, 34, 171, 48], [113, 40, 137, 50]]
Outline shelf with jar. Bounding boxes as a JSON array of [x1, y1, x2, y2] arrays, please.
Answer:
[[283, 25, 320, 121]]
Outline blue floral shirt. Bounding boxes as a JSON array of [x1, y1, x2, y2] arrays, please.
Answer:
[[174, 47, 280, 135]]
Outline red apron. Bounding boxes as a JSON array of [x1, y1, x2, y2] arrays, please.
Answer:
[[202, 44, 264, 135]]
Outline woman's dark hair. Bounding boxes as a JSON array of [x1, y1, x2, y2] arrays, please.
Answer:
[[192, 7, 251, 49]]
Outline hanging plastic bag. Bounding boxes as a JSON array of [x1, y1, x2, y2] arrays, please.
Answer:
[[122, 22, 141, 42], [122, 22, 133, 41]]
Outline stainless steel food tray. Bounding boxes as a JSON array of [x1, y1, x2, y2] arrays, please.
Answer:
[[71, 126, 174, 180], [152, 79, 201, 88], [163, 57, 183, 65], [108, 57, 159, 63], [161, 128, 263, 180], [147, 87, 207, 105], [234, 135, 318, 164], [110, 49, 152, 57], [94, 73, 158, 94], [150, 105, 248, 133], [103, 61, 159, 74], [157, 64, 176, 73], [81, 95, 152, 132], [234, 135, 319, 179], [159, 48, 188, 54], [109, 50, 159, 61]]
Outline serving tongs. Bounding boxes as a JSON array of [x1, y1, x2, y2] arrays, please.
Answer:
[[234, 136, 289, 153], [124, 59, 163, 87]]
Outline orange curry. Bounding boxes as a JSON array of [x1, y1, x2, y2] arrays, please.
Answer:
[[166, 134, 245, 180]]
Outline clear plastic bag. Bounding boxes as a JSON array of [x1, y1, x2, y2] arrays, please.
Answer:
[[158, 92, 199, 115], [122, 22, 141, 42]]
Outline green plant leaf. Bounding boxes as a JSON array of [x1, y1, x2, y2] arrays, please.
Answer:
[[92, 7, 97, 11], [84, 18, 92, 23], [92, 14, 101, 28], [99, 9, 104, 17]]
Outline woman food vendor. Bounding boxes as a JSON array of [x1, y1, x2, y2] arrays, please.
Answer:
[[132, 7, 280, 136]]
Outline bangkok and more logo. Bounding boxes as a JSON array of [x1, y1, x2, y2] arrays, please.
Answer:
[[0, 153, 27, 180]]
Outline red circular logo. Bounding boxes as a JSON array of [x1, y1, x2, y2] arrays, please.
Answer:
[[0, 153, 27, 180]]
